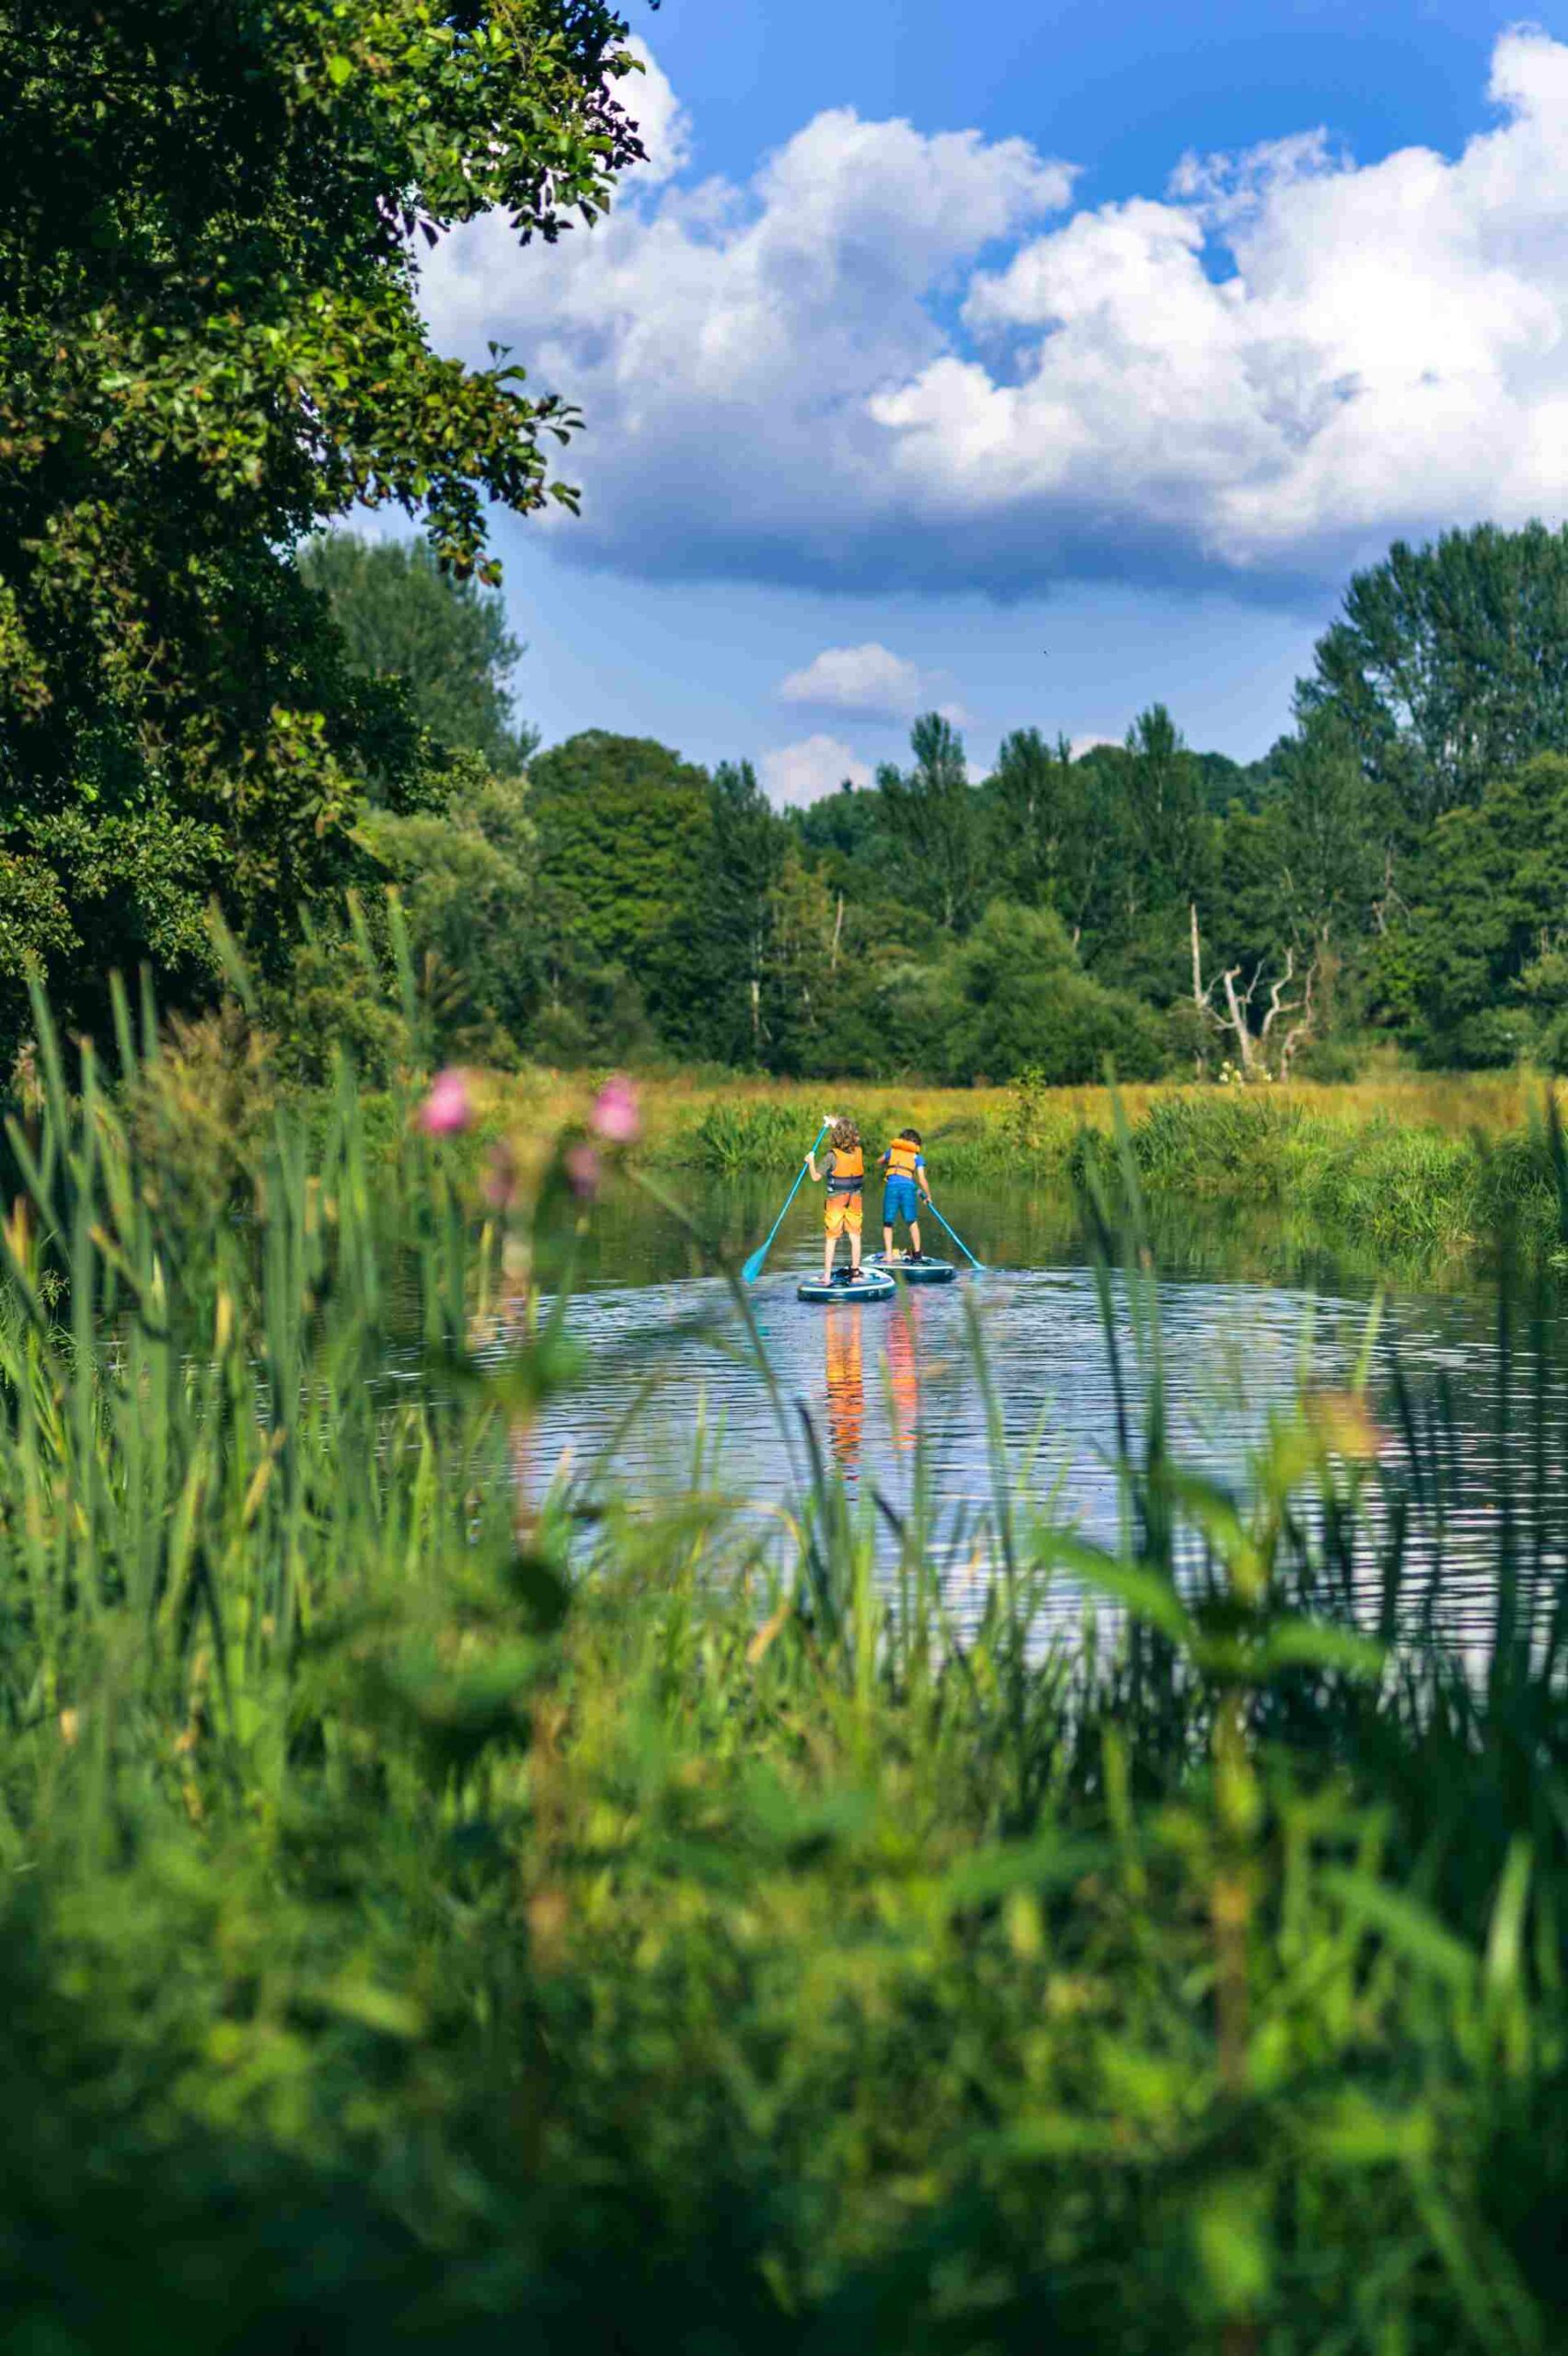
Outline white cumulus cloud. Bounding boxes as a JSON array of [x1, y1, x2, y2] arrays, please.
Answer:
[[421, 28, 1568, 596], [778, 641, 927, 718], [758, 735, 872, 808], [421, 90, 1075, 587], [618, 39, 692, 188]]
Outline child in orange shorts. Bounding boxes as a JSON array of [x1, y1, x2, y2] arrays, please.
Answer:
[[807, 1115, 864, 1284]]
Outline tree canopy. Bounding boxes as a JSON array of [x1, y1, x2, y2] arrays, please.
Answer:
[[299, 536, 538, 777], [0, 0, 644, 1045], [1301, 522, 1568, 824]]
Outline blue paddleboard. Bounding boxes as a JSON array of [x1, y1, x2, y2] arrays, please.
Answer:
[[797, 1268, 897, 1303], [865, 1252, 957, 1286]]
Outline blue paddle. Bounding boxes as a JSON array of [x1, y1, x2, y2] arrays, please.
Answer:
[[925, 1199, 985, 1272], [743, 1121, 831, 1284]]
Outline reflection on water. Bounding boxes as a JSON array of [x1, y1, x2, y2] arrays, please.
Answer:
[[885, 1294, 920, 1456], [505, 1175, 1568, 1641], [823, 1306, 864, 1479]]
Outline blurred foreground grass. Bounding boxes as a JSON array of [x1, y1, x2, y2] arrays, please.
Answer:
[[2, 984, 1567, 2350]]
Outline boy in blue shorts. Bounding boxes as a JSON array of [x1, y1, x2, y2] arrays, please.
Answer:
[[879, 1128, 932, 1260]]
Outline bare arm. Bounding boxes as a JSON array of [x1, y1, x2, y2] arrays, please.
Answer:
[[811, 1114, 836, 1184]]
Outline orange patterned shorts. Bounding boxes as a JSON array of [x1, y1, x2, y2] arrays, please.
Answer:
[[824, 1192, 863, 1240]]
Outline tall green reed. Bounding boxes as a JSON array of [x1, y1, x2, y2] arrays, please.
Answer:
[[0, 963, 1566, 2350]]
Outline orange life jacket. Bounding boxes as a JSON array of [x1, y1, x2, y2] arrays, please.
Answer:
[[826, 1144, 864, 1193], [884, 1138, 921, 1181]]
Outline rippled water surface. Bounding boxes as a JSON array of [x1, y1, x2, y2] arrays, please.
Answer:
[[513, 1176, 1568, 1639]]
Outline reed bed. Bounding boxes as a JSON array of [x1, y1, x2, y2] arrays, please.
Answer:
[[612, 1074, 1568, 1270], [2, 983, 1567, 2350]]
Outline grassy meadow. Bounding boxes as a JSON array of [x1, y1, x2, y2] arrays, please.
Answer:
[[477, 1062, 1568, 1272], [502, 1062, 1558, 1157], [2, 987, 1568, 2348]]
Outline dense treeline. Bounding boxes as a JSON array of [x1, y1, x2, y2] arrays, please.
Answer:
[[326, 520, 1568, 1083]]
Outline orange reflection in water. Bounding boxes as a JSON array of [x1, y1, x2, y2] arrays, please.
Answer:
[[822, 1304, 865, 1478], [886, 1291, 921, 1455]]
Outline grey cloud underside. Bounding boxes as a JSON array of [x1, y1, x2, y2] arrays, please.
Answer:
[[541, 481, 1369, 610]]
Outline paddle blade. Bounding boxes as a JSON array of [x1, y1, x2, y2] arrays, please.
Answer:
[[741, 1246, 768, 1284]]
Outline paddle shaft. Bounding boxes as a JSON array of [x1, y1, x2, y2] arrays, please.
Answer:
[[743, 1122, 831, 1283], [926, 1199, 984, 1270]]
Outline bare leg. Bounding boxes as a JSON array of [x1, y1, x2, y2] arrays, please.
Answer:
[[882, 1223, 894, 1258], [910, 1217, 922, 1255], [823, 1226, 836, 1281]]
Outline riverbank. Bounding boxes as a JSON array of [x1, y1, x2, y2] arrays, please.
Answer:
[[504, 1066, 1556, 1158], [6, 1014, 1567, 2350], [478, 1066, 1568, 1271]]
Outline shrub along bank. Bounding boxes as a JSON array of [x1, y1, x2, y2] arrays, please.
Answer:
[[648, 1076, 1568, 1269]]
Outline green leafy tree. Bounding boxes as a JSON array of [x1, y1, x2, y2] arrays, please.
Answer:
[[1388, 754, 1568, 1064], [877, 712, 979, 934], [1124, 704, 1213, 921], [690, 762, 787, 1067], [365, 757, 539, 1061], [986, 727, 1097, 934], [760, 844, 838, 1074], [0, 0, 645, 1049], [1078, 708, 1216, 1003], [1267, 708, 1388, 953], [1300, 522, 1568, 824], [300, 536, 537, 776], [928, 902, 1168, 1086], [530, 733, 713, 1053], [791, 780, 894, 882], [1203, 707, 1389, 1061]]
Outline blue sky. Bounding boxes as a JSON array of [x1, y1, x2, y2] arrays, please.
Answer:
[[421, 3, 1568, 796]]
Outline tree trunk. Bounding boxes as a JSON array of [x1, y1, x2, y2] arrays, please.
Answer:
[[1220, 968, 1263, 1079]]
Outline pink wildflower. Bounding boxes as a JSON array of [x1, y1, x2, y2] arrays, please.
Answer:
[[590, 1072, 640, 1145], [418, 1068, 474, 1137], [564, 1142, 601, 1201]]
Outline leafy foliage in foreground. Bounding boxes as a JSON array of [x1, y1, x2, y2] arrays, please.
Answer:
[[1, 987, 1567, 2349]]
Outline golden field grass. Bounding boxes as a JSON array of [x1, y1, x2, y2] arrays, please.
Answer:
[[480, 1063, 1563, 1158]]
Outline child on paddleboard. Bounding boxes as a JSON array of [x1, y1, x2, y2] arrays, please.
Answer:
[[807, 1116, 864, 1283], [879, 1128, 932, 1261]]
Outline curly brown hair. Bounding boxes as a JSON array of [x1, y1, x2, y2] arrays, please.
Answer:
[[830, 1117, 860, 1151]]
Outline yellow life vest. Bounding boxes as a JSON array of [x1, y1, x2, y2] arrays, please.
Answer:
[[827, 1144, 864, 1192], [884, 1138, 920, 1181]]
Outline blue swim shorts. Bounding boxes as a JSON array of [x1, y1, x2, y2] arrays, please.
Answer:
[[882, 1175, 921, 1227]]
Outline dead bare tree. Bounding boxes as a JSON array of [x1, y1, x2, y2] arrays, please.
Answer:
[[1190, 902, 1316, 1078]]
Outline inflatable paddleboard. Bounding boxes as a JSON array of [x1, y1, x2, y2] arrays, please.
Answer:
[[866, 1253, 958, 1286], [797, 1268, 896, 1303]]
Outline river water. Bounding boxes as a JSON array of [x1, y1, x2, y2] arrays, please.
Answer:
[[515, 1176, 1568, 1644]]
